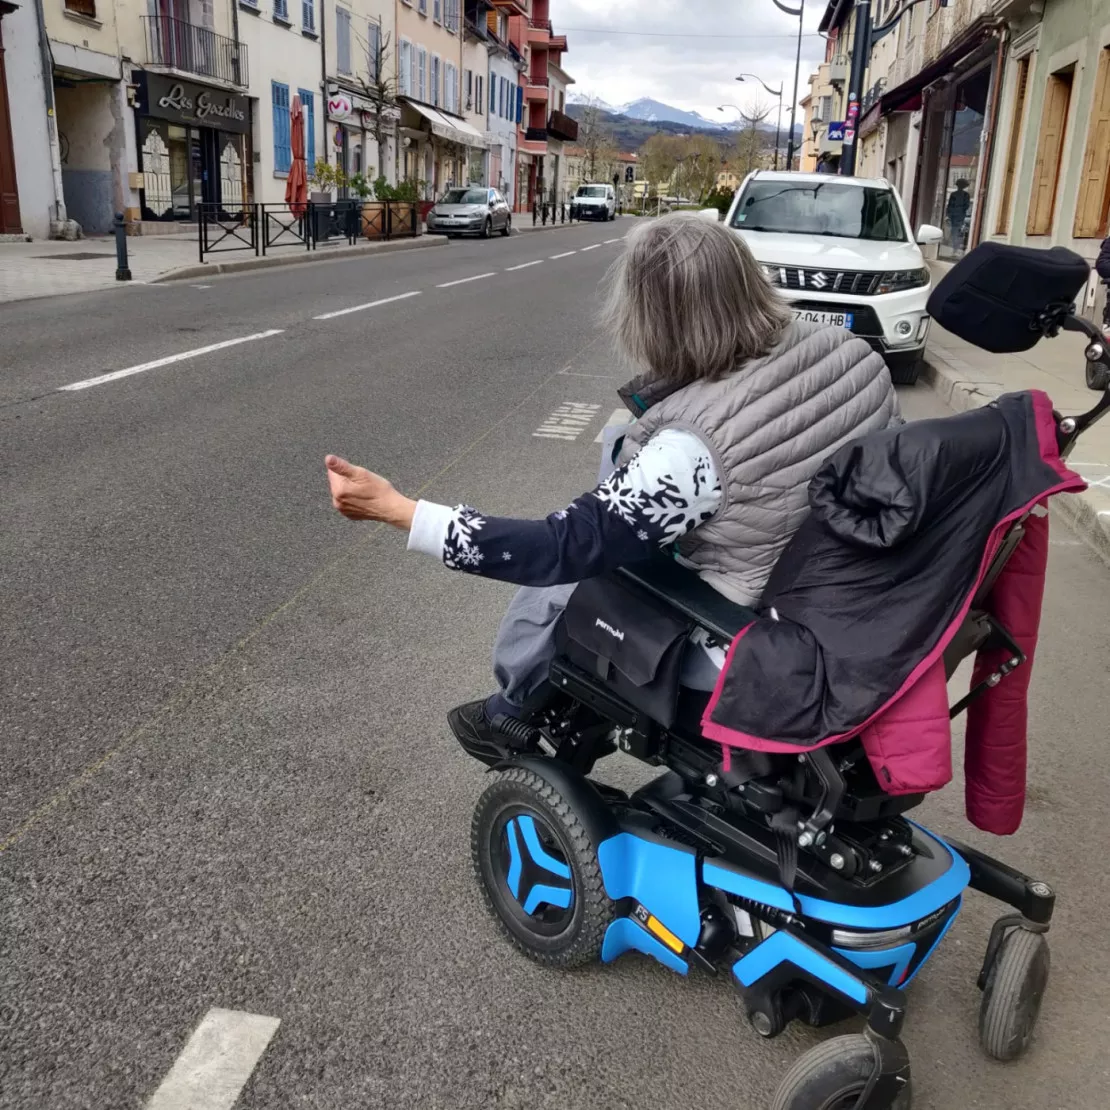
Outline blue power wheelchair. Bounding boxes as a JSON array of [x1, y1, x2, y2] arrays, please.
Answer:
[[450, 244, 1110, 1109]]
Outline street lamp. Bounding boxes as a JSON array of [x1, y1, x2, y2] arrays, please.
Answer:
[[736, 74, 784, 171]]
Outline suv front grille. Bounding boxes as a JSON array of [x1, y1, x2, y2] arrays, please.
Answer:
[[764, 265, 883, 296]]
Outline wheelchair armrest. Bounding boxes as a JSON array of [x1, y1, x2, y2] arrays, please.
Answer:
[[614, 556, 759, 643]]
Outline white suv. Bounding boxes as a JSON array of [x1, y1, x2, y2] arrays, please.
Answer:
[[723, 171, 942, 384], [572, 183, 616, 222]]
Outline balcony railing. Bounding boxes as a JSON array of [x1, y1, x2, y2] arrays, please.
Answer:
[[527, 73, 549, 87], [143, 16, 248, 86], [547, 109, 578, 142], [524, 126, 548, 143], [529, 17, 552, 30], [861, 78, 886, 112]]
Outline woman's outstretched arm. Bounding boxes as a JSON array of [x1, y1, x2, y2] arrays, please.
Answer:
[[325, 429, 722, 587]]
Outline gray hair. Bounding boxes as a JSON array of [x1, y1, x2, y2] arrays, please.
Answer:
[[602, 212, 790, 385]]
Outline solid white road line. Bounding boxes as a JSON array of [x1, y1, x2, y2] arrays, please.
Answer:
[[580, 244, 601, 252], [145, 1008, 280, 1110], [59, 331, 285, 392], [312, 290, 421, 320], [436, 272, 496, 288], [549, 251, 577, 259], [594, 407, 633, 443], [505, 260, 543, 271]]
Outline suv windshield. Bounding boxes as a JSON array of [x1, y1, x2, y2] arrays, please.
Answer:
[[730, 180, 907, 242], [442, 188, 489, 205], [577, 186, 607, 198]]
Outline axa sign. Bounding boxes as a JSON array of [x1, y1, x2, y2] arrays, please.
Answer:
[[827, 121, 846, 141]]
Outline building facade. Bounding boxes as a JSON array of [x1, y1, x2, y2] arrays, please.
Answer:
[[484, 2, 522, 203], [1, 0, 57, 237], [544, 28, 576, 208], [323, 0, 398, 187], [395, 0, 488, 199]]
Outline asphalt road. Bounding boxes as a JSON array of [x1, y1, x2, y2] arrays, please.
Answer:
[[3, 219, 1110, 1110]]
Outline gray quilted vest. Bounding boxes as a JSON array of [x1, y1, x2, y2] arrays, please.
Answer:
[[617, 321, 900, 607]]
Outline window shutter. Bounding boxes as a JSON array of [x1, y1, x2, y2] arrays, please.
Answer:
[[1074, 46, 1110, 238], [516, 85, 523, 124], [418, 48, 427, 101], [272, 82, 291, 174], [336, 8, 351, 75], [298, 90, 316, 167], [490, 75, 496, 113], [434, 0, 441, 21], [995, 55, 1030, 236], [411, 43, 419, 100], [368, 21, 380, 83], [399, 40, 411, 96], [1027, 70, 1074, 236]]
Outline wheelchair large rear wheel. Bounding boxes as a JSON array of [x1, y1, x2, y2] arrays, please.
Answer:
[[471, 766, 615, 967], [771, 1035, 912, 1110]]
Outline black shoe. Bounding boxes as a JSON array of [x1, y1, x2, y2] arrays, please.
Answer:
[[448, 699, 504, 766]]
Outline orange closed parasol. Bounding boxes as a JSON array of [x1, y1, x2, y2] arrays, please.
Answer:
[[285, 94, 309, 219]]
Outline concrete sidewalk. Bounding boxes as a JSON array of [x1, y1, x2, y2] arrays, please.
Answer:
[[924, 321, 1110, 563], [0, 233, 445, 304]]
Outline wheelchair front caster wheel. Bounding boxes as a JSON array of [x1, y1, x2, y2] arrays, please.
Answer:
[[471, 767, 615, 968], [771, 1035, 912, 1110], [979, 926, 1050, 1061]]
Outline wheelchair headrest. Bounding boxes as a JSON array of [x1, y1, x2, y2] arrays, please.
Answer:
[[926, 242, 1090, 353]]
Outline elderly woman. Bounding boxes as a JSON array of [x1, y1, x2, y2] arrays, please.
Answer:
[[326, 213, 900, 746]]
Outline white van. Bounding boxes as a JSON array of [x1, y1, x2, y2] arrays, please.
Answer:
[[572, 183, 617, 222]]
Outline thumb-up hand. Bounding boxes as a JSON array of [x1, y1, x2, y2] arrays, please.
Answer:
[[325, 455, 415, 529]]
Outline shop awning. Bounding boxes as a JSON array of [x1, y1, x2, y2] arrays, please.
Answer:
[[402, 100, 489, 150], [879, 18, 998, 117]]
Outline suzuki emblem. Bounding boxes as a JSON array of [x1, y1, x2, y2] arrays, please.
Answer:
[[810, 271, 829, 289]]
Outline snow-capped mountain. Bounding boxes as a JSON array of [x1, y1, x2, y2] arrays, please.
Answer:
[[617, 98, 728, 131], [566, 91, 618, 113]]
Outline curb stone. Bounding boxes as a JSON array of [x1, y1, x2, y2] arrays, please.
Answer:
[[923, 344, 1110, 567], [154, 235, 445, 283]]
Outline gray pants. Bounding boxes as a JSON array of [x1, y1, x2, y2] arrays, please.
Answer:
[[491, 584, 721, 709]]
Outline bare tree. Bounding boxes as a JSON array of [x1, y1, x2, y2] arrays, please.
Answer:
[[675, 135, 724, 203], [351, 25, 399, 183], [735, 101, 772, 177], [578, 97, 617, 182], [638, 133, 684, 201]]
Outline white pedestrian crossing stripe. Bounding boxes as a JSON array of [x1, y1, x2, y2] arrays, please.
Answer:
[[533, 402, 601, 441]]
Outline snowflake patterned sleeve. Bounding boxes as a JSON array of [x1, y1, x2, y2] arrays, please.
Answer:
[[407, 428, 723, 587]]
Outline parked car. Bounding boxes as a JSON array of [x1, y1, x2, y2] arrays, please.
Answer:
[[426, 187, 512, 239], [572, 183, 616, 221], [723, 171, 942, 384]]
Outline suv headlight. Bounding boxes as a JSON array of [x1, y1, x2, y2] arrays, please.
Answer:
[[876, 268, 930, 294]]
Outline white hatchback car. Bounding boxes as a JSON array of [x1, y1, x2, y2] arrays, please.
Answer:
[[723, 171, 942, 384]]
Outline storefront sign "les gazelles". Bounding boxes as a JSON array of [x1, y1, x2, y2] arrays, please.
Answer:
[[158, 83, 246, 124]]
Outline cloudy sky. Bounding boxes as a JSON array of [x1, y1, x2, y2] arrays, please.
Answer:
[[552, 0, 830, 127]]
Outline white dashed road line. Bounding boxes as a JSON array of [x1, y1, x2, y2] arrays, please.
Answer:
[[436, 272, 496, 288], [59, 330, 285, 392], [145, 1008, 280, 1110], [604, 238, 622, 244], [550, 251, 577, 259], [580, 244, 601, 252], [313, 289, 422, 320], [505, 260, 543, 272]]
